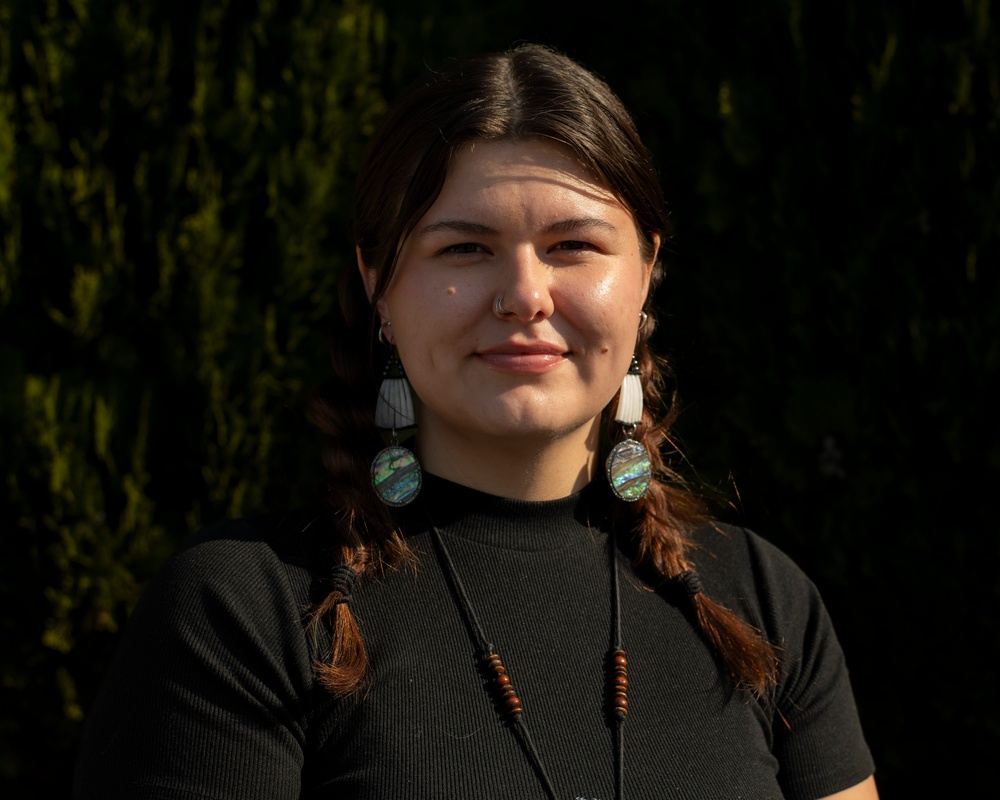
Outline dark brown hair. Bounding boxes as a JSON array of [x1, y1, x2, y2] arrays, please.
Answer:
[[308, 44, 777, 697]]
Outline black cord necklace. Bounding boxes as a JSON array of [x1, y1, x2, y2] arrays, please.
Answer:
[[428, 521, 629, 800]]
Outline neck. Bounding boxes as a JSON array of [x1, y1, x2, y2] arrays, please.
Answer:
[[415, 419, 601, 501]]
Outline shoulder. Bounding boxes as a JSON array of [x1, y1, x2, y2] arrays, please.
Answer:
[[159, 507, 335, 596], [685, 530, 876, 795], [101, 506, 342, 702], [686, 523, 837, 669], [687, 522, 816, 607], [74, 508, 340, 797], [128, 507, 339, 646]]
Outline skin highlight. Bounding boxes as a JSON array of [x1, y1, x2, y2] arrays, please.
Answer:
[[358, 139, 657, 501]]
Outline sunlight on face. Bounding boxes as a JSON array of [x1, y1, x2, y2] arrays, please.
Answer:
[[367, 139, 657, 472]]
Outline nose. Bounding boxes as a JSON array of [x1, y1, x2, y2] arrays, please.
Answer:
[[497, 246, 554, 322]]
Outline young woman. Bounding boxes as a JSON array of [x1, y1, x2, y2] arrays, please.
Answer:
[[74, 45, 878, 799]]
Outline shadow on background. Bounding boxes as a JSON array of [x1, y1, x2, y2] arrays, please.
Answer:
[[1, 0, 996, 796]]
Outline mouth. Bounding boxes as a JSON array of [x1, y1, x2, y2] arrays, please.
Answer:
[[476, 342, 569, 374]]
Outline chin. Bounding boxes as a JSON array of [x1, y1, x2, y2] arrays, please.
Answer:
[[478, 404, 599, 442]]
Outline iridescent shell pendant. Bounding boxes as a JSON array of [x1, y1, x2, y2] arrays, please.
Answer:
[[605, 438, 652, 502], [371, 444, 422, 507]]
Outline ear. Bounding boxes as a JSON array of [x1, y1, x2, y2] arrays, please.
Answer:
[[356, 246, 378, 302], [641, 231, 661, 300], [356, 247, 391, 321]]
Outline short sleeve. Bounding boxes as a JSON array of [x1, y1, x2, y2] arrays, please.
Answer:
[[73, 520, 318, 800], [700, 527, 875, 799]]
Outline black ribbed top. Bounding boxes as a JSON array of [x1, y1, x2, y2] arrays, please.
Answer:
[[74, 474, 874, 799], [398, 472, 607, 549]]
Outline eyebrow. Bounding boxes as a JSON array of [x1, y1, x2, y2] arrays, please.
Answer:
[[417, 216, 618, 238], [418, 219, 499, 237], [545, 217, 619, 235]]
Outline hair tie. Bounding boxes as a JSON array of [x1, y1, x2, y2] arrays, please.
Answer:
[[330, 564, 359, 604], [676, 570, 704, 598]]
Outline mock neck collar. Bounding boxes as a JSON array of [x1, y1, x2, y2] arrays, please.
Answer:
[[392, 472, 614, 552]]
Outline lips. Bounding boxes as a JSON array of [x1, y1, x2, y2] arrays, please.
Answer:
[[477, 342, 569, 374]]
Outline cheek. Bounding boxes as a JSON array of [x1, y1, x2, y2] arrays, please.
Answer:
[[578, 271, 645, 341], [590, 272, 619, 306], [385, 275, 483, 359]]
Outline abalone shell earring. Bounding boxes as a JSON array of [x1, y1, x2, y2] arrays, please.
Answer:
[[605, 355, 652, 501], [371, 327, 422, 506]]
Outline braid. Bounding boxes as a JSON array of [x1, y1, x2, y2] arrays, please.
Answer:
[[304, 46, 779, 701], [305, 266, 415, 697], [610, 307, 779, 697], [308, 274, 779, 699]]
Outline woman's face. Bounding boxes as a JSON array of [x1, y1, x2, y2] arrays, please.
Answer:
[[361, 138, 656, 465]]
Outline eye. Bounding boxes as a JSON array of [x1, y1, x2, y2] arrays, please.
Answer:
[[439, 242, 485, 255], [553, 240, 596, 252]]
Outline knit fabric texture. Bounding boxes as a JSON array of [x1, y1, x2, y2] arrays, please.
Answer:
[[74, 474, 874, 799]]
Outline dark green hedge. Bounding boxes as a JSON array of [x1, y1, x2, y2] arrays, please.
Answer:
[[0, 0, 387, 788], [2, 0, 997, 795]]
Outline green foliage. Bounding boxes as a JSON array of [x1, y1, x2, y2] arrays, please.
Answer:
[[1, 0, 997, 794], [1, 0, 387, 789]]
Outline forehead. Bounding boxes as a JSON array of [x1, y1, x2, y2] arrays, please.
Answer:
[[431, 139, 626, 217]]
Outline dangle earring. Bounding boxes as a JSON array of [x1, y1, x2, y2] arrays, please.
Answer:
[[605, 354, 652, 501], [370, 321, 422, 507]]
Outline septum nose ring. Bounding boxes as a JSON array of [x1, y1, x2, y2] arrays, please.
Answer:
[[494, 296, 514, 318]]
